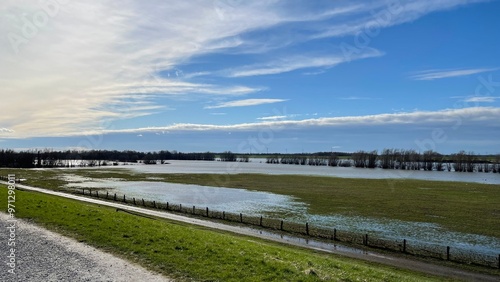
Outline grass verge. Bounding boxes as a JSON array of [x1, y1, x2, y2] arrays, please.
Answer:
[[0, 185, 447, 281]]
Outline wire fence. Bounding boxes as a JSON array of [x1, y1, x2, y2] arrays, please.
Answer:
[[72, 187, 499, 269]]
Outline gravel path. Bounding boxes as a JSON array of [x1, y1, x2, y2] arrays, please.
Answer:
[[0, 212, 171, 282]]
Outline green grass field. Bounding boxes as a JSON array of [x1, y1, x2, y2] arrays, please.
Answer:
[[0, 186, 446, 281]]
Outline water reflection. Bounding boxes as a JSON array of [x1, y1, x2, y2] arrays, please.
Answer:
[[124, 160, 500, 184], [63, 175, 500, 256]]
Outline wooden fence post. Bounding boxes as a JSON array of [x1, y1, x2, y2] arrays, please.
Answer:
[[153, 201, 156, 208], [240, 213, 243, 223], [498, 254, 500, 269], [403, 239, 407, 253], [306, 222, 309, 236], [166, 202, 169, 210], [96, 191, 99, 198], [364, 234, 369, 246], [193, 206, 196, 214], [114, 193, 117, 201], [333, 228, 337, 241], [259, 216, 263, 227], [447, 246, 450, 261], [123, 195, 126, 203], [142, 199, 145, 206], [280, 220, 284, 231], [106, 191, 109, 199], [179, 204, 182, 211], [133, 198, 136, 205], [206, 207, 209, 217], [222, 211, 225, 220], [82, 188, 85, 195]]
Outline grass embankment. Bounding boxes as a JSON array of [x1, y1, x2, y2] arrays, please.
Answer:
[[0, 187, 444, 281], [2, 168, 500, 237]]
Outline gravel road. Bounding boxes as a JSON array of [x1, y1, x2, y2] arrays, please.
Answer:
[[0, 212, 170, 282]]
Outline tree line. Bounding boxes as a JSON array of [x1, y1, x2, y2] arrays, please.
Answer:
[[1, 148, 499, 173], [266, 149, 500, 173], [0, 149, 216, 168]]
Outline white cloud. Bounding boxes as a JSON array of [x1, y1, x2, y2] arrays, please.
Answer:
[[464, 96, 498, 103], [338, 96, 375, 100], [257, 115, 288, 121], [84, 107, 500, 135], [0, 0, 490, 138], [314, 0, 488, 39], [0, 128, 14, 133], [205, 99, 287, 109], [0, 1, 287, 138], [226, 49, 383, 77], [410, 68, 497, 80]]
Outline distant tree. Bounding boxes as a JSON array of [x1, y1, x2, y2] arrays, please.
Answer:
[[220, 151, 237, 162]]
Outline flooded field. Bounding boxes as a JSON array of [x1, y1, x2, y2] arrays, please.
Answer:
[[63, 174, 500, 257], [120, 159, 500, 184]]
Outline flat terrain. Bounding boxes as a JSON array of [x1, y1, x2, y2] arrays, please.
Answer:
[[0, 185, 448, 281], [4, 168, 497, 238], [156, 173, 500, 238]]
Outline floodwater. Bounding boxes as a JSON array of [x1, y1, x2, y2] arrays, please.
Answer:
[[63, 174, 500, 257], [119, 159, 500, 184], [65, 179, 306, 216]]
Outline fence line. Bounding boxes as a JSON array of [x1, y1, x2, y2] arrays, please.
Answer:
[[76, 188, 499, 269]]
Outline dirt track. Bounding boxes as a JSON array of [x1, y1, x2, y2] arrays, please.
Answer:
[[4, 182, 500, 282]]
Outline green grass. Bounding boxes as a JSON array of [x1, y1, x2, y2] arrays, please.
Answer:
[[2, 168, 499, 238], [0, 186, 447, 281]]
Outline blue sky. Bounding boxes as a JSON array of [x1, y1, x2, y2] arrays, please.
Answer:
[[1, 0, 499, 154]]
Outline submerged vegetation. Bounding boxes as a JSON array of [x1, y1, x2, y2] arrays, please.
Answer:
[[0, 148, 499, 173]]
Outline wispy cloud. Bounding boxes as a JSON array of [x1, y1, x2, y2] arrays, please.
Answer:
[[314, 0, 489, 39], [226, 49, 383, 77], [410, 68, 497, 80], [338, 96, 376, 101], [257, 115, 288, 121], [0, 0, 491, 138], [464, 96, 499, 103], [205, 99, 287, 109]]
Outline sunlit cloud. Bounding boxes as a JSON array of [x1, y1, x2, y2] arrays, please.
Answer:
[[0, 0, 492, 139]]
